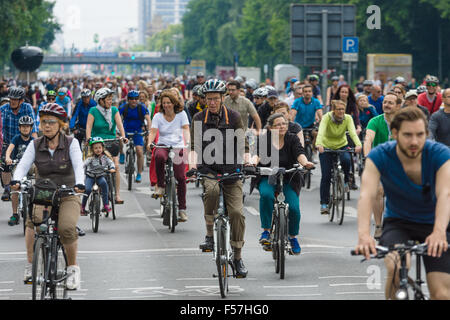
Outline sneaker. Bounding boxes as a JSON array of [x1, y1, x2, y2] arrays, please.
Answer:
[[289, 238, 301, 255], [350, 182, 359, 190], [23, 263, 32, 284], [66, 265, 81, 290], [259, 230, 270, 245], [1, 186, 10, 201], [76, 226, 86, 237], [135, 173, 142, 183], [119, 154, 125, 164], [8, 214, 20, 226], [153, 186, 165, 198], [178, 210, 188, 222], [232, 259, 248, 278], [199, 236, 214, 252], [320, 204, 329, 215]]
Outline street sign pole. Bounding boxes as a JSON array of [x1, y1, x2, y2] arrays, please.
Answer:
[[321, 10, 328, 105], [348, 62, 351, 86]]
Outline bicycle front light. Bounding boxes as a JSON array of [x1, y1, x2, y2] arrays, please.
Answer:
[[169, 151, 176, 159], [395, 289, 408, 300]]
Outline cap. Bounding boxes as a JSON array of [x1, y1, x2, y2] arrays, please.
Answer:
[[405, 91, 418, 100], [267, 89, 278, 98]]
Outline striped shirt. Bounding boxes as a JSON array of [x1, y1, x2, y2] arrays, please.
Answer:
[[1, 103, 38, 145]]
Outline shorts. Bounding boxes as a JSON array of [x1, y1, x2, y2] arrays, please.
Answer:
[[380, 218, 450, 274], [126, 133, 144, 147], [105, 140, 120, 157]]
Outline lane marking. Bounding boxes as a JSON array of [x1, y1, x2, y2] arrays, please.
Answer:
[[245, 206, 260, 216], [335, 291, 383, 295], [263, 285, 319, 289], [329, 283, 380, 287], [266, 293, 322, 297]]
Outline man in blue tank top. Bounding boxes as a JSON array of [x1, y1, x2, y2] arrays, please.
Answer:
[[354, 107, 450, 300]]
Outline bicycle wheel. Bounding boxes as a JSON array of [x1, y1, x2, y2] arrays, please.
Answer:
[[329, 176, 336, 222], [335, 173, 345, 225], [169, 177, 178, 233], [21, 195, 28, 236], [215, 219, 228, 298], [53, 242, 68, 300], [32, 237, 47, 300], [278, 207, 287, 279], [126, 150, 134, 191], [273, 214, 280, 273], [108, 174, 116, 220], [91, 192, 100, 233]]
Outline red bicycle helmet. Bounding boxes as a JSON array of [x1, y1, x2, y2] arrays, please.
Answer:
[[39, 103, 68, 121]]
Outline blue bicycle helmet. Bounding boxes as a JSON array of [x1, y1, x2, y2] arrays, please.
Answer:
[[127, 90, 140, 99]]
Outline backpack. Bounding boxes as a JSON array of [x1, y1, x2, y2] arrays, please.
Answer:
[[121, 103, 145, 123]]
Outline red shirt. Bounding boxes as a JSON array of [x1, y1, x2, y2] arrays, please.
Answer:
[[418, 92, 442, 115]]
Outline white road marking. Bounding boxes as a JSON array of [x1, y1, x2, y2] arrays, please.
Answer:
[[329, 283, 380, 287], [263, 285, 319, 289], [319, 276, 368, 279], [335, 291, 383, 295], [266, 293, 322, 297], [109, 286, 164, 291], [345, 206, 358, 218], [245, 206, 260, 216]]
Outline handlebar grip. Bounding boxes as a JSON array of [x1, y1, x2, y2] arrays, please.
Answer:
[[350, 250, 359, 256]]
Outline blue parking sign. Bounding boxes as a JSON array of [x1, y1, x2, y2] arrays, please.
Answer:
[[343, 37, 359, 53]]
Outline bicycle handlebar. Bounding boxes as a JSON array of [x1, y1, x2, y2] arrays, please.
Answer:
[[351, 242, 428, 262], [323, 148, 356, 154], [255, 164, 313, 176]]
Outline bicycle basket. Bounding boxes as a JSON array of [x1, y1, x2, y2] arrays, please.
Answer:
[[29, 179, 58, 207]]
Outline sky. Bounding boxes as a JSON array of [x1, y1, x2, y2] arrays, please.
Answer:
[[53, 0, 139, 51]]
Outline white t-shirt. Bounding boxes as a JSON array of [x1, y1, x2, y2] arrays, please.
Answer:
[[151, 111, 189, 148]]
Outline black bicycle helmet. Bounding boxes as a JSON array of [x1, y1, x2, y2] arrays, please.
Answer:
[[18, 115, 34, 126]]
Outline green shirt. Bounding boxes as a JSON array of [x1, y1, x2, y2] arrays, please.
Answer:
[[315, 112, 362, 150], [89, 106, 119, 140], [366, 114, 390, 148]]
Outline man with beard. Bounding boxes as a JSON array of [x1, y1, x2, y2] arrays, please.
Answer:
[[354, 107, 450, 300]]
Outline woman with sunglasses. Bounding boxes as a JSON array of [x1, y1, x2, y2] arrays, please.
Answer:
[[418, 76, 443, 115]]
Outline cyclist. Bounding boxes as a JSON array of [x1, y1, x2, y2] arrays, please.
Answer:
[[354, 107, 450, 300], [368, 85, 384, 115], [357, 94, 378, 130], [70, 89, 97, 148], [402, 91, 430, 121], [81, 137, 116, 216], [1, 87, 38, 202], [188, 79, 251, 278], [119, 90, 151, 183], [308, 75, 323, 105], [147, 90, 190, 222], [418, 76, 442, 115], [11, 103, 85, 290], [36, 90, 57, 128], [244, 79, 258, 103], [273, 102, 304, 147], [86, 88, 128, 204], [289, 84, 323, 160], [428, 88, 450, 147], [187, 85, 207, 120], [363, 92, 403, 239], [326, 76, 340, 110], [55, 87, 72, 119], [4, 116, 35, 226], [252, 87, 271, 129], [316, 100, 362, 214], [252, 113, 314, 254], [224, 80, 262, 133]]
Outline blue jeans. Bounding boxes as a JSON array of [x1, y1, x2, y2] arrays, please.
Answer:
[[258, 177, 301, 236], [319, 146, 351, 205], [82, 176, 109, 207]]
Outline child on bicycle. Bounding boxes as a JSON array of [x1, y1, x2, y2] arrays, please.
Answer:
[[4, 116, 35, 226], [81, 137, 115, 216]]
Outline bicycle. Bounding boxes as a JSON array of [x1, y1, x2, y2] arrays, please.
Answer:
[[187, 168, 254, 298], [10, 174, 33, 235], [255, 164, 311, 279], [151, 144, 182, 233], [124, 132, 147, 191], [323, 148, 355, 225], [85, 169, 114, 233], [28, 185, 86, 300], [357, 128, 367, 180], [351, 241, 429, 300], [302, 128, 316, 189], [102, 137, 121, 213]]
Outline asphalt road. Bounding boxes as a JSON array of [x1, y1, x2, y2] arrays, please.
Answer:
[[0, 162, 426, 301]]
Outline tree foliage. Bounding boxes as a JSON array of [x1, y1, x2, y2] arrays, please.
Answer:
[[0, 0, 61, 69], [179, 0, 449, 80]]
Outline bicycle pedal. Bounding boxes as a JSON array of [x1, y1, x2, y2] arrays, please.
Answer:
[[24, 280, 32, 285], [263, 245, 272, 252], [201, 248, 213, 253]]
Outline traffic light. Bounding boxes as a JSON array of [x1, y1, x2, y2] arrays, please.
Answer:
[[131, 54, 135, 61]]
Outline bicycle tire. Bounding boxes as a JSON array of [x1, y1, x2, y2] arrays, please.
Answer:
[[127, 150, 134, 191], [108, 173, 116, 220], [273, 213, 280, 273], [335, 173, 345, 225], [169, 177, 177, 233], [21, 195, 28, 236], [54, 242, 68, 300], [91, 192, 100, 233], [278, 207, 286, 279], [329, 175, 336, 222], [216, 219, 228, 298], [32, 237, 47, 300], [305, 171, 311, 189]]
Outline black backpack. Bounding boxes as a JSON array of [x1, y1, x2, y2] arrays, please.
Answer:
[[121, 103, 145, 122]]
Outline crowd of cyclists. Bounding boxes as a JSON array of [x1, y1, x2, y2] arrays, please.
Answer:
[[0, 70, 449, 299]]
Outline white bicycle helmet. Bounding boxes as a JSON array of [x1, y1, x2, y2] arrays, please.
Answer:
[[94, 88, 114, 103], [201, 79, 227, 94]]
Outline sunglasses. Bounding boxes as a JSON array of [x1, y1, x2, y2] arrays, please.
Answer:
[[426, 83, 437, 87], [41, 119, 58, 125], [128, 98, 139, 101]]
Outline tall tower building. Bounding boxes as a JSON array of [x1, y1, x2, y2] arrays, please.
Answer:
[[138, 0, 190, 45]]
